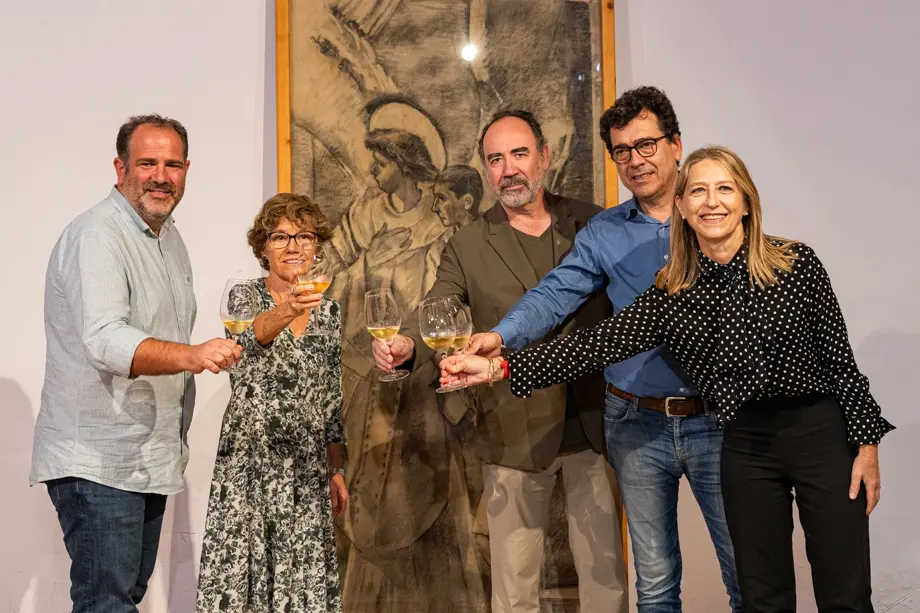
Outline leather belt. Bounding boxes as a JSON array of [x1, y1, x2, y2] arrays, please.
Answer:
[[606, 384, 707, 417]]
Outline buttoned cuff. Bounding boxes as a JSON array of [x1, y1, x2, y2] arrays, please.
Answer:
[[848, 414, 896, 446]]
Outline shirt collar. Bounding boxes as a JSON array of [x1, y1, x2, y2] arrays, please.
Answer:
[[621, 196, 670, 227], [110, 186, 173, 237], [699, 243, 748, 278], [622, 196, 642, 218]]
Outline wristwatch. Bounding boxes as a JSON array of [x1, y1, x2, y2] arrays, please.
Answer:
[[328, 467, 345, 476]]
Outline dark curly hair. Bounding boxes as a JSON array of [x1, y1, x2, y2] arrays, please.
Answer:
[[477, 109, 546, 161], [116, 114, 188, 163], [598, 86, 680, 158], [247, 193, 333, 271]]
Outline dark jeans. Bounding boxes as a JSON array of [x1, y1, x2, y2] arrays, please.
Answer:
[[46, 477, 167, 613], [721, 394, 874, 613]]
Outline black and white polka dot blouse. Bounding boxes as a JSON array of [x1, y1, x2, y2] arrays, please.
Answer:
[[507, 242, 894, 445]]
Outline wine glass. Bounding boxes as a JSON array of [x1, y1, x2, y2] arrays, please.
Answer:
[[220, 278, 258, 374], [438, 296, 474, 393], [296, 243, 333, 335], [365, 288, 409, 382], [419, 297, 459, 393]]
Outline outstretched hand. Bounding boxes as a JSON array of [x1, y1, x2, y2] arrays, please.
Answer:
[[440, 354, 496, 387], [466, 332, 503, 358]]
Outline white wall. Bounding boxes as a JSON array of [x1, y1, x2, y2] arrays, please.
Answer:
[[2, 1, 918, 612], [0, 1, 275, 611], [616, 1, 920, 611]]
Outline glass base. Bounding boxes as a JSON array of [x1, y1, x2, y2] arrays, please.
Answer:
[[436, 381, 468, 394], [379, 369, 409, 382]]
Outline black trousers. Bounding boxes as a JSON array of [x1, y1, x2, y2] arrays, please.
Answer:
[[721, 393, 873, 613]]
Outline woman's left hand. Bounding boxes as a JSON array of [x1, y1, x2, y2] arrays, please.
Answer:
[[849, 444, 881, 516], [330, 473, 348, 518]]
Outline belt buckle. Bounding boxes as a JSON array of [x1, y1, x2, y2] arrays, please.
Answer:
[[664, 396, 688, 418]]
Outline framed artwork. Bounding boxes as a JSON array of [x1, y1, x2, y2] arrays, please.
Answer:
[[276, 1, 619, 610]]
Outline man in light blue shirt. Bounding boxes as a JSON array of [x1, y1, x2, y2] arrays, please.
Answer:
[[472, 87, 742, 612], [31, 114, 242, 613]]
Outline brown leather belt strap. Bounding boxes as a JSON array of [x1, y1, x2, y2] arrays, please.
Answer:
[[606, 384, 707, 417]]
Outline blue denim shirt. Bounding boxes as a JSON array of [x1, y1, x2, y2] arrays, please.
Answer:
[[493, 197, 697, 398]]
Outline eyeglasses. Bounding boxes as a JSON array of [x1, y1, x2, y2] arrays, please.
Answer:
[[267, 231, 319, 249], [610, 134, 671, 164]]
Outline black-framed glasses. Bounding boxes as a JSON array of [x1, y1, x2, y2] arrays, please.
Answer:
[[610, 134, 671, 164], [267, 231, 318, 249]]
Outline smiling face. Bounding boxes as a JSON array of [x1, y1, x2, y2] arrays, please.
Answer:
[[676, 159, 748, 257], [261, 218, 317, 283], [114, 124, 190, 233], [608, 110, 681, 205]]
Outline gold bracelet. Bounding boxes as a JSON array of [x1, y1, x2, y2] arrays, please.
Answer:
[[487, 356, 495, 387]]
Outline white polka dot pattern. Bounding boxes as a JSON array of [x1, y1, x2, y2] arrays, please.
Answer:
[[507, 243, 894, 445]]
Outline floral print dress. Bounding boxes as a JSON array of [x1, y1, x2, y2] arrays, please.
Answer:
[[197, 279, 343, 613]]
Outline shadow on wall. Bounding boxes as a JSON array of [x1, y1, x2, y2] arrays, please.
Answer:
[[163, 384, 232, 612], [0, 378, 71, 612], [164, 482, 197, 612], [855, 331, 920, 613]]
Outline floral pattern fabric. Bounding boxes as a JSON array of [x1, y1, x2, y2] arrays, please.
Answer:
[[197, 279, 344, 613]]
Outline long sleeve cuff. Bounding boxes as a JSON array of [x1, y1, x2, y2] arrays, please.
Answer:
[[848, 413, 896, 446], [492, 321, 522, 350]]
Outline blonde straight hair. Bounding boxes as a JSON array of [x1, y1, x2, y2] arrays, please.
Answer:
[[656, 146, 798, 295]]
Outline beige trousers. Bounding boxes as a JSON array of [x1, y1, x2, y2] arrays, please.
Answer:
[[484, 449, 628, 613]]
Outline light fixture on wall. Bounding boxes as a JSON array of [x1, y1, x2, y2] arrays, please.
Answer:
[[461, 43, 478, 62]]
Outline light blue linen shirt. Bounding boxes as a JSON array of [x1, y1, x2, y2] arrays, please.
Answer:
[[30, 187, 197, 494]]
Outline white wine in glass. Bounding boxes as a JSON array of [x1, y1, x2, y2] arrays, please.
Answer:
[[438, 295, 473, 393], [419, 297, 462, 393], [368, 325, 401, 343], [220, 278, 258, 374], [365, 288, 409, 382], [446, 297, 473, 352], [296, 244, 333, 335]]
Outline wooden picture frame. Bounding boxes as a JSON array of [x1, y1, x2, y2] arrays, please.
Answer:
[[274, 0, 628, 604]]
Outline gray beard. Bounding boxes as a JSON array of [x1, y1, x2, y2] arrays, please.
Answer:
[[496, 175, 544, 209], [498, 187, 534, 208]]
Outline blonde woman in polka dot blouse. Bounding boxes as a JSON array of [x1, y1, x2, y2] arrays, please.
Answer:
[[442, 145, 893, 612]]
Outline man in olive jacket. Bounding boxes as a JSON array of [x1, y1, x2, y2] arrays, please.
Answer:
[[374, 110, 627, 613]]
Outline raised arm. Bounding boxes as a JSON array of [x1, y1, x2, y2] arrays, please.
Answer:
[[60, 230, 239, 377], [492, 221, 608, 349], [444, 285, 666, 396]]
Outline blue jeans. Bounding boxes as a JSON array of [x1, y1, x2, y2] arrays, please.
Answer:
[[604, 392, 741, 613], [46, 477, 167, 613]]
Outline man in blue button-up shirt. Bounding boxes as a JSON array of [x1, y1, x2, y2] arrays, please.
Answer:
[[474, 87, 742, 612]]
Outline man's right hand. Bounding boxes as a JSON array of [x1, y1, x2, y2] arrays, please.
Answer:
[[372, 334, 414, 371], [466, 332, 503, 358], [184, 338, 243, 374]]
